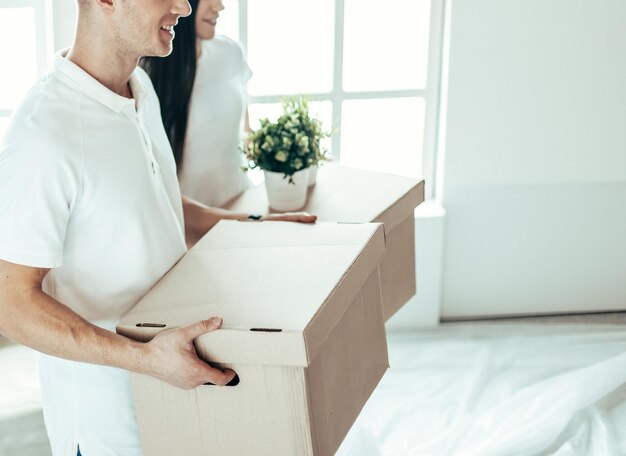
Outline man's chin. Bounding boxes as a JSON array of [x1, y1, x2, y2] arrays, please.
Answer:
[[160, 46, 174, 57], [144, 43, 174, 58]]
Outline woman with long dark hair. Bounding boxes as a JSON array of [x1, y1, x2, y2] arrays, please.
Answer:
[[141, 0, 251, 208], [142, 0, 315, 242]]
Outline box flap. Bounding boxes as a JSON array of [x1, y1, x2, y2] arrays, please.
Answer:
[[117, 221, 386, 367], [224, 163, 425, 234]]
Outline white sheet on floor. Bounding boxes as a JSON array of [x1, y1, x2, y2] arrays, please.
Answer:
[[0, 344, 52, 456], [338, 324, 626, 456]]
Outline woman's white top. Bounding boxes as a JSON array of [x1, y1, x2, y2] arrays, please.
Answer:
[[178, 36, 253, 207], [0, 52, 187, 455]]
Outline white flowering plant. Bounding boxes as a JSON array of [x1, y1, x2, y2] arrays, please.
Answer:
[[243, 97, 329, 184]]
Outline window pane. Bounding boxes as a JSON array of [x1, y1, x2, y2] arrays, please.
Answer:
[[0, 8, 38, 109], [217, 0, 239, 42], [248, 101, 332, 130], [340, 98, 424, 178], [248, 100, 333, 153], [0, 117, 10, 145], [343, 0, 431, 91], [248, 102, 283, 128], [247, 0, 335, 96]]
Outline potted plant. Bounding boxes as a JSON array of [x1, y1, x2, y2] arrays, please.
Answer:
[[243, 97, 329, 211]]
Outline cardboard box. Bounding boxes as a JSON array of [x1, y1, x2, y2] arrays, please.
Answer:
[[225, 164, 425, 320], [117, 221, 388, 456]]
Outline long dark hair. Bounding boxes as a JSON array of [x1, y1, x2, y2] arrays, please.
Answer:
[[141, 0, 199, 171]]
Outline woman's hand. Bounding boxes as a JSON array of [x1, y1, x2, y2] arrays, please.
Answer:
[[261, 212, 317, 223]]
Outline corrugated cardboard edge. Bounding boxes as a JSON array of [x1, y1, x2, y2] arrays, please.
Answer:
[[116, 252, 186, 342], [118, 320, 310, 367], [302, 224, 387, 366], [193, 329, 309, 366], [374, 180, 425, 234]]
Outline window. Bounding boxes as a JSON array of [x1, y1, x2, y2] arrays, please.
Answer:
[[0, 0, 52, 143], [219, 0, 445, 198], [0, 1, 445, 198]]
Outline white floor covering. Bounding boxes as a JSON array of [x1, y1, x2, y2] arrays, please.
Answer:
[[0, 343, 51, 456], [2, 323, 626, 455], [338, 323, 626, 456]]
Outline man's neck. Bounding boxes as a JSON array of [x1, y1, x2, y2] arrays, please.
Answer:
[[67, 32, 138, 99]]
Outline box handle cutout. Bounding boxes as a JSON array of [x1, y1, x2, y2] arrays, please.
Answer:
[[136, 323, 166, 328], [250, 328, 282, 332], [204, 375, 240, 387]]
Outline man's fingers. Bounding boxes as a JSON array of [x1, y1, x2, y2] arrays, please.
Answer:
[[202, 366, 238, 387], [179, 316, 222, 341]]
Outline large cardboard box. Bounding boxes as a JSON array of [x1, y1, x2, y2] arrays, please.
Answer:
[[225, 164, 425, 320], [117, 221, 388, 456]]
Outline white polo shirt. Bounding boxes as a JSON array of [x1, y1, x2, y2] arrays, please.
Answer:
[[0, 52, 187, 455]]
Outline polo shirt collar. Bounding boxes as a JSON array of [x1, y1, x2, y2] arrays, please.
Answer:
[[53, 49, 148, 114]]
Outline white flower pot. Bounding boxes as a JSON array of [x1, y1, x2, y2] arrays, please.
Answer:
[[308, 165, 318, 186], [264, 168, 310, 211]]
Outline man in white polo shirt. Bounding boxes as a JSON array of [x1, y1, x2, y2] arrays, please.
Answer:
[[0, 0, 315, 455]]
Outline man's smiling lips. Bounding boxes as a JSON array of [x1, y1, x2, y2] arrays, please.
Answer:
[[160, 24, 175, 38]]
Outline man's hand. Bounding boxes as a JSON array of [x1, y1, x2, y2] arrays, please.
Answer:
[[144, 317, 237, 390], [0, 259, 236, 391], [261, 212, 317, 223]]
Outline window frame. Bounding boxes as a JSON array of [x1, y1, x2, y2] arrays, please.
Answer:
[[0, 0, 53, 120], [238, 0, 446, 200]]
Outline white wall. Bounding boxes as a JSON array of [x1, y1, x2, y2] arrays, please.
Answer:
[[439, 0, 626, 318]]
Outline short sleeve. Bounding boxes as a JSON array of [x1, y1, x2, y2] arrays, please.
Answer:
[[241, 55, 253, 84], [235, 40, 253, 84], [0, 131, 82, 268]]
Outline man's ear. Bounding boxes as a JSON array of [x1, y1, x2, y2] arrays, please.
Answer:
[[93, 0, 116, 13]]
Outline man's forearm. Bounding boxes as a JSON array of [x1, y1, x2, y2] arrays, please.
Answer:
[[0, 286, 149, 375], [0, 259, 235, 388]]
